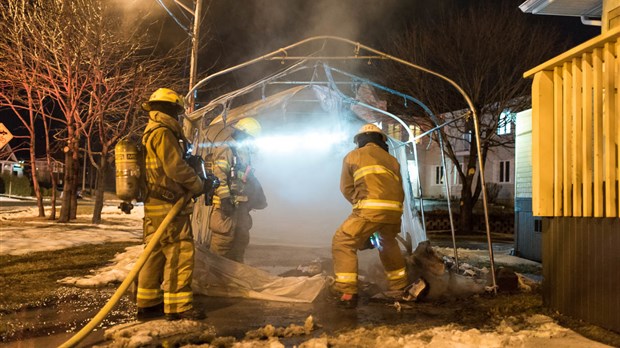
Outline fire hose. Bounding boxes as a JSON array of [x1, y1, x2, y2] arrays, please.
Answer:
[[59, 193, 192, 348]]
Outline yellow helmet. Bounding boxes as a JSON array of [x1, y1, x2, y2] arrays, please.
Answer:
[[354, 123, 387, 144], [233, 117, 262, 137], [142, 88, 185, 114]]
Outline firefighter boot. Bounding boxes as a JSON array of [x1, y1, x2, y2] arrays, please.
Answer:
[[337, 293, 358, 309], [165, 307, 206, 321], [137, 303, 164, 321]]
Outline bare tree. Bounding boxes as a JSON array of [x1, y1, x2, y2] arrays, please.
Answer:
[[40, 99, 62, 220], [0, 1, 49, 217], [18, 0, 101, 222], [80, 3, 188, 223], [1, 0, 188, 222], [376, 0, 567, 233]]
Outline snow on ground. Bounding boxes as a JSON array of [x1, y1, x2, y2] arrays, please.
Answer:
[[296, 317, 612, 348], [0, 196, 612, 347], [435, 246, 541, 267], [103, 313, 610, 348], [0, 198, 143, 256]]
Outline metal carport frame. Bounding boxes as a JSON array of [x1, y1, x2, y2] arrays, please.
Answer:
[[186, 36, 498, 293]]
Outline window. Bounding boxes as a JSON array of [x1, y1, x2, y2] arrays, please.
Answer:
[[463, 131, 472, 143], [497, 110, 515, 135], [498, 160, 511, 183], [434, 166, 444, 185], [534, 219, 543, 233], [409, 125, 422, 144], [388, 124, 402, 141], [453, 163, 465, 185]]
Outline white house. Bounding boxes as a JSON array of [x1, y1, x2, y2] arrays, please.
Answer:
[[0, 144, 24, 177], [386, 110, 516, 206]]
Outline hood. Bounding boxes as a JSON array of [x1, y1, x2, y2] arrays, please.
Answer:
[[145, 111, 184, 138]]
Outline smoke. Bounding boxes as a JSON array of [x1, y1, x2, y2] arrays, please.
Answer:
[[107, 0, 187, 51], [108, 0, 161, 26], [200, 0, 411, 91], [250, 113, 360, 247], [248, 0, 408, 42]]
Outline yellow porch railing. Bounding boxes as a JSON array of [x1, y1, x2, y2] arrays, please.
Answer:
[[525, 26, 620, 218]]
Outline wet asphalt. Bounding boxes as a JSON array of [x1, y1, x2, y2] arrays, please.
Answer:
[[1, 237, 515, 347]]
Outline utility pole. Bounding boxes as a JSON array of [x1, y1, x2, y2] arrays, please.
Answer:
[[155, 1, 203, 112], [187, 0, 203, 113]]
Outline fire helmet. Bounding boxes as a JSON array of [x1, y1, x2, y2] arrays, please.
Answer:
[[233, 117, 262, 137], [353, 123, 387, 144], [141, 88, 185, 115]]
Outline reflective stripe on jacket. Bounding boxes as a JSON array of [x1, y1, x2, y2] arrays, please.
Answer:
[[205, 124, 258, 207], [340, 142, 404, 223], [142, 111, 203, 213]]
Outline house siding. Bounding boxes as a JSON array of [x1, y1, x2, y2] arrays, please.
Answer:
[[514, 109, 541, 261], [543, 217, 620, 333], [515, 110, 532, 199], [413, 136, 515, 203]]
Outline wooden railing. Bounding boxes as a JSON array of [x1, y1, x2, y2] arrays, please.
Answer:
[[525, 26, 619, 218]]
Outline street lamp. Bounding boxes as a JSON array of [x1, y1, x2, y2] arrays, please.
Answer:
[[156, 0, 203, 112]]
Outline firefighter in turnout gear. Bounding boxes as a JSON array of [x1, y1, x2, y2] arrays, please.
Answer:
[[331, 123, 408, 308], [204, 117, 267, 263], [136, 88, 206, 321]]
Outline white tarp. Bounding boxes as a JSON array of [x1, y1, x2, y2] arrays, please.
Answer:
[[192, 245, 326, 303], [59, 244, 327, 303]]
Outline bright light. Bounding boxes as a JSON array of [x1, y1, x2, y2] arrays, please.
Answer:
[[254, 131, 348, 153]]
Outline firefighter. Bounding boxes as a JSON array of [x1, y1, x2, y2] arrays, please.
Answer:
[[205, 117, 267, 263], [331, 123, 408, 308], [137, 88, 206, 321]]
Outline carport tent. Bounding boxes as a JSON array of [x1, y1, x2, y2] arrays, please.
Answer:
[[181, 37, 498, 300], [188, 82, 426, 252]]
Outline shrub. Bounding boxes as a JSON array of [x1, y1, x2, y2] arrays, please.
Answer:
[[0, 173, 32, 196], [485, 182, 502, 204], [40, 186, 58, 197]]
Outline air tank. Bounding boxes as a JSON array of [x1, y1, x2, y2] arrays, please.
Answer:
[[115, 139, 141, 202]]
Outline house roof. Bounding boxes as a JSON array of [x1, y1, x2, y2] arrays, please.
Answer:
[[519, 0, 602, 18], [0, 144, 17, 162]]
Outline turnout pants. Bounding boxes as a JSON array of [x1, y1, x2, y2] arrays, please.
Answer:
[[208, 203, 252, 263], [137, 201, 195, 314], [332, 213, 407, 294]]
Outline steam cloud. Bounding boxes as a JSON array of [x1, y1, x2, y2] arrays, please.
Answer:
[[250, 113, 360, 247]]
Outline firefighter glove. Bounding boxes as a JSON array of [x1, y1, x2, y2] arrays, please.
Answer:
[[202, 174, 219, 206], [186, 155, 207, 180], [220, 197, 235, 217], [203, 173, 220, 195]]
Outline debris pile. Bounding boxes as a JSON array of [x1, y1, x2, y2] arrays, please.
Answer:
[[244, 315, 316, 340], [100, 319, 216, 348]]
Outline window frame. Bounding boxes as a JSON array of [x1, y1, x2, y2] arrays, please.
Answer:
[[497, 109, 515, 135], [498, 160, 511, 183], [433, 165, 444, 185]]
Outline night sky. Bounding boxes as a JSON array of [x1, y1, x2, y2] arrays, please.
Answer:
[[1, 0, 600, 159], [192, 0, 598, 83]]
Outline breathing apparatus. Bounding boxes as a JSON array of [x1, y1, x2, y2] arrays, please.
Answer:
[[115, 139, 145, 214], [114, 88, 220, 213], [186, 152, 220, 206]]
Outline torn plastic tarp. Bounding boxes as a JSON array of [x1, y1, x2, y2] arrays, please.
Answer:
[[192, 245, 326, 303], [60, 244, 327, 303]]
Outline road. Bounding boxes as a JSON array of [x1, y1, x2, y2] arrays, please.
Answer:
[[0, 195, 94, 212]]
